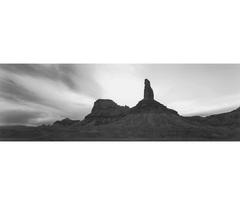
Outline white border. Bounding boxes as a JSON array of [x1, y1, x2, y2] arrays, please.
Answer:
[[1, 0, 240, 204]]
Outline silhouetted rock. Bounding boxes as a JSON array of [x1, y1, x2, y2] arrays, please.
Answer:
[[131, 79, 178, 115], [82, 99, 130, 125], [144, 79, 154, 100], [130, 99, 178, 115], [53, 118, 80, 127], [83, 79, 179, 126]]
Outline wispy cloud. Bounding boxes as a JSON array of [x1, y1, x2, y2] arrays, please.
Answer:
[[0, 64, 103, 125]]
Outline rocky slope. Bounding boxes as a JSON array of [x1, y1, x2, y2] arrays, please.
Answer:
[[185, 107, 240, 127]]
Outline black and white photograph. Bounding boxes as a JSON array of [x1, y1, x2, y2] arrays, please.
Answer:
[[0, 64, 239, 141], [1, 0, 240, 204]]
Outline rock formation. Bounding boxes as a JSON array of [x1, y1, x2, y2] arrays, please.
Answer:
[[130, 99, 178, 115], [52, 79, 178, 127], [144, 79, 154, 100], [83, 79, 178, 125], [130, 79, 178, 115], [82, 99, 130, 125]]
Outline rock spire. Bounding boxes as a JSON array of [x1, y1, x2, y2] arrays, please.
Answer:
[[144, 79, 154, 100]]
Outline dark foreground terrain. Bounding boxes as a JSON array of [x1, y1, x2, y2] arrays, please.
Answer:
[[0, 79, 239, 141]]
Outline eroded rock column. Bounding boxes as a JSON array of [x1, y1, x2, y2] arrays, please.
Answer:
[[144, 79, 154, 100]]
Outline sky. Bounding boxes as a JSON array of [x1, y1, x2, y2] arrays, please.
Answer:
[[0, 64, 240, 126]]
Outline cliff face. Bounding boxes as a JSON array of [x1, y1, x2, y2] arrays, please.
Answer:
[[81, 99, 130, 125]]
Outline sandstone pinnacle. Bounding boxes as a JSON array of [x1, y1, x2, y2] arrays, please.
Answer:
[[144, 79, 154, 100]]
